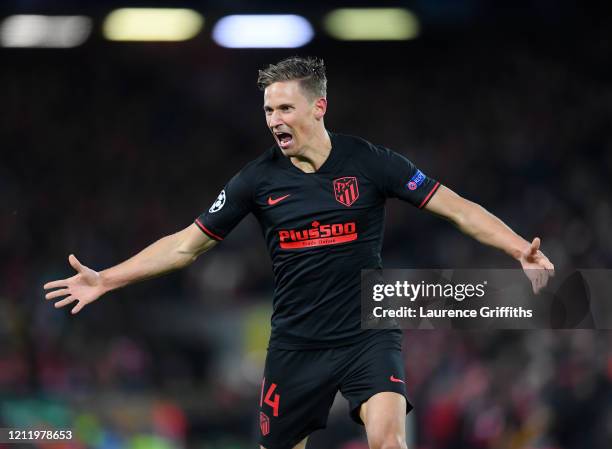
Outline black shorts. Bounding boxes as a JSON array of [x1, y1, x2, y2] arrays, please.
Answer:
[[257, 334, 412, 449]]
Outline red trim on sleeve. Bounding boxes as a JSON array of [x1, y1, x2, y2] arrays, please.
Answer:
[[418, 182, 440, 209], [195, 218, 224, 241]]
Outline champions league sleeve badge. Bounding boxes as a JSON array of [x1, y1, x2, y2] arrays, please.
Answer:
[[209, 189, 226, 213]]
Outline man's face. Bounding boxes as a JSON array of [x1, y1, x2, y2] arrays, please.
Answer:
[[263, 80, 324, 156]]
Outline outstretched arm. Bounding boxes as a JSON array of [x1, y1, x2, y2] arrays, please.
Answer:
[[43, 223, 216, 314], [425, 185, 554, 293]]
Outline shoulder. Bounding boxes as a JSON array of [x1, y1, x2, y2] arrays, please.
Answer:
[[331, 132, 395, 162], [235, 145, 279, 184]]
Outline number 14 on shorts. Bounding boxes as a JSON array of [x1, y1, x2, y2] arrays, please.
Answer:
[[260, 377, 280, 417]]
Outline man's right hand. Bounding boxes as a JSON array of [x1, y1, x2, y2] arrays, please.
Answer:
[[43, 224, 217, 315], [44, 254, 106, 315]]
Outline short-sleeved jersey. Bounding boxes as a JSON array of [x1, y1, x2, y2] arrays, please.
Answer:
[[196, 132, 440, 349]]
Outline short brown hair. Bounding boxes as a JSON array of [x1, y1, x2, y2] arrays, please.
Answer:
[[257, 56, 327, 100]]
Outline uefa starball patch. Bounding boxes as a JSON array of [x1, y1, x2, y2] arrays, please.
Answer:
[[209, 189, 226, 213], [406, 170, 426, 191]]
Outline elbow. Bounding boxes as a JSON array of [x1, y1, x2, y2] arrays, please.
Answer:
[[432, 187, 476, 230], [175, 249, 198, 269], [175, 238, 216, 267], [451, 200, 482, 233], [171, 223, 218, 268], [171, 237, 198, 269]]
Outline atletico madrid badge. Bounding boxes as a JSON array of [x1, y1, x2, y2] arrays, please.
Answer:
[[333, 176, 359, 207], [260, 412, 270, 436]]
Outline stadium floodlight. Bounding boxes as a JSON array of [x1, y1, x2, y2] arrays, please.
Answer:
[[103, 8, 203, 41], [212, 15, 313, 48], [323, 8, 419, 41], [0, 15, 92, 48]]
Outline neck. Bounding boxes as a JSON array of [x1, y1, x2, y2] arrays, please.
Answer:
[[290, 127, 332, 173]]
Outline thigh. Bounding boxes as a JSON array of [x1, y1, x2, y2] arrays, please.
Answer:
[[258, 348, 337, 449], [338, 336, 412, 425], [361, 392, 408, 449]]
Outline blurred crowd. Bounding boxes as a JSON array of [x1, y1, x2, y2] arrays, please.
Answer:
[[1, 15, 611, 449]]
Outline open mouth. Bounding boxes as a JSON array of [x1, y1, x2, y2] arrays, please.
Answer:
[[274, 131, 293, 149]]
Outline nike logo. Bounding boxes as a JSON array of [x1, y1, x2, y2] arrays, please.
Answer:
[[390, 375, 404, 384], [268, 194, 291, 206]]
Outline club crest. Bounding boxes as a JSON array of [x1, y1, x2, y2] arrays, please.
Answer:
[[260, 412, 270, 436], [333, 177, 359, 207]]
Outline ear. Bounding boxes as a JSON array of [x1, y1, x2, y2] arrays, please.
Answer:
[[313, 97, 327, 120]]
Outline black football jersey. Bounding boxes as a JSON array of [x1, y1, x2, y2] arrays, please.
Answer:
[[196, 132, 440, 349]]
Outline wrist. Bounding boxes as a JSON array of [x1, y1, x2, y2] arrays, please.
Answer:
[[511, 240, 531, 261], [98, 270, 116, 294]]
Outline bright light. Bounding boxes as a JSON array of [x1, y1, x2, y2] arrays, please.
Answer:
[[0, 15, 92, 48], [212, 15, 313, 48], [323, 8, 420, 41], [103, 8, 203, 41]]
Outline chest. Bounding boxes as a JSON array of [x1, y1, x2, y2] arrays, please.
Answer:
[[253, 169, 383, 229]]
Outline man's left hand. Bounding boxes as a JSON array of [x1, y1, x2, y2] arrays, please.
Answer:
[[520, 237, 555, 294]]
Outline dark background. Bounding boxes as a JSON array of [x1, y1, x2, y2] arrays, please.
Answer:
[[1, 1, 612, 448]]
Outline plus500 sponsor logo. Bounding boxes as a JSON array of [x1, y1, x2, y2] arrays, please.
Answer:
[[278, 221, 357, 249]]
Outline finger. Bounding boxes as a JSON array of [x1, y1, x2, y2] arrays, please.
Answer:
[[540, 270, 551, 289], [530, 237, 541, 255], [533, 276, 541, 294], [531, 273, 539, 294], [43, 279, 69, 290], [538, 272, 545, 292], [541, 272, 551, 289], [533, 271, 545, 294], [534, 252, 554, 270], [71, 301, 86, 315], [45, 288, 70, 300], [54, 296, 77, 308], [69, 254, 83, 272]]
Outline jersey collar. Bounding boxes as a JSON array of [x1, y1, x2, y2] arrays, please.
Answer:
[[277, 131, 342, 175]]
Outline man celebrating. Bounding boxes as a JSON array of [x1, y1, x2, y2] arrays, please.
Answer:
[[44, 57, 554, 449]]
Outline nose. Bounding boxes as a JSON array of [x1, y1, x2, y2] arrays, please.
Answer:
[[269, 110, 284, 128]]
